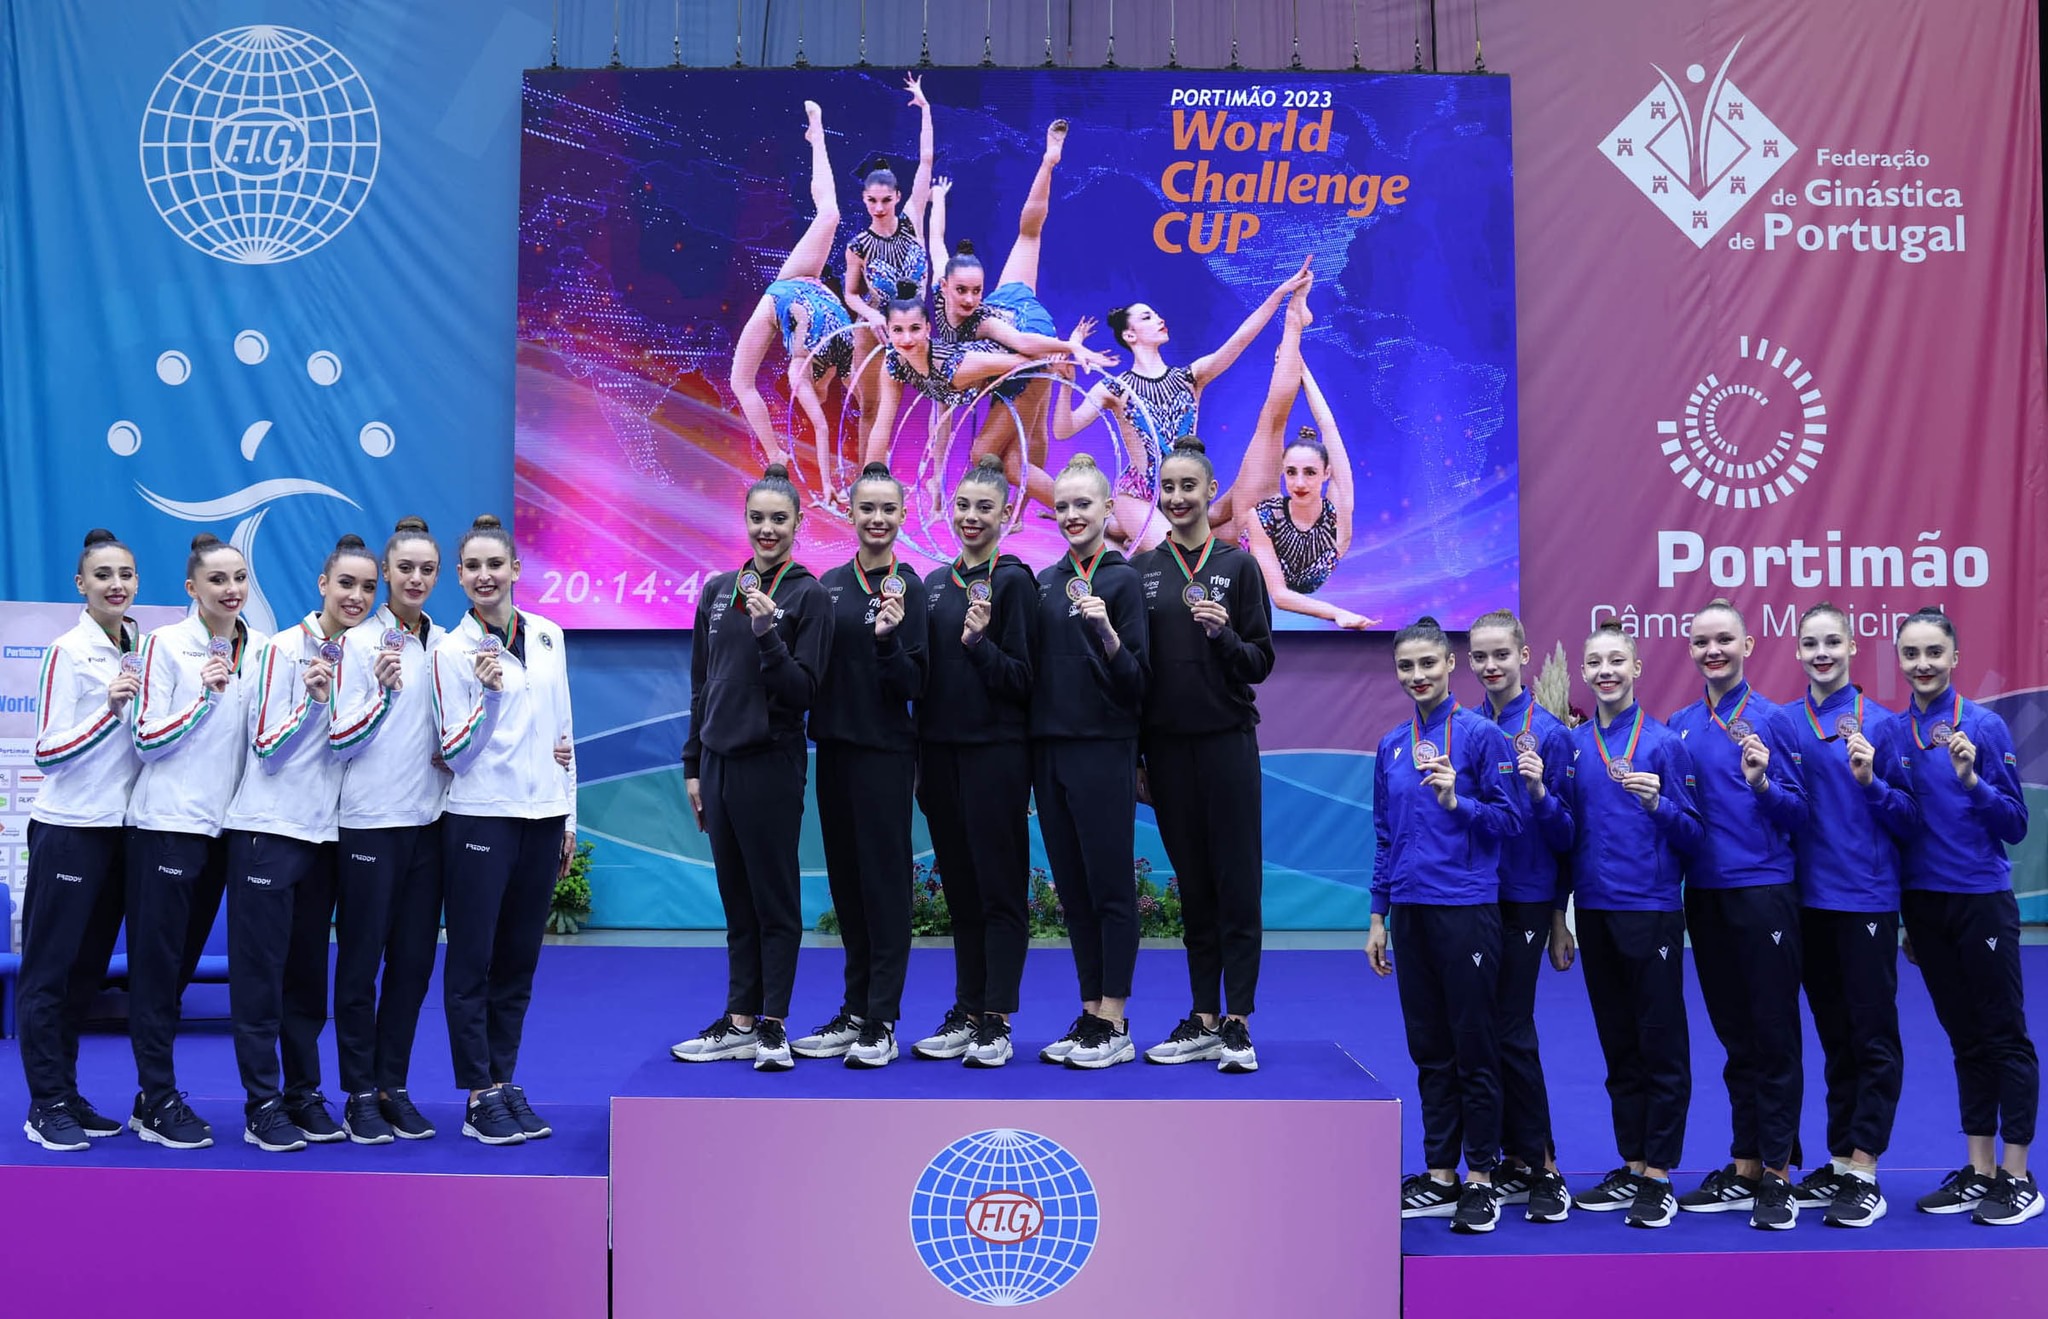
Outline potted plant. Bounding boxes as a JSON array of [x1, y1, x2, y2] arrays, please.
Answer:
[[548, 839, 595, 934]]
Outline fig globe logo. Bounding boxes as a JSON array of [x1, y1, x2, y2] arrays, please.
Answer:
[[910, 1129, 1100, 1306], [139, 26, 380, 264], [1600, 37, 1796, 247], [1657, 334, 1828, 509]]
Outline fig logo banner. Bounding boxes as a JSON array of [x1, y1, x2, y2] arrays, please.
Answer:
[[1601, 38, 1795, 246]]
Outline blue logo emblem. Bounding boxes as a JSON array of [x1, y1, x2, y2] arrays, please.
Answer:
[[909, 1128, 1099, 1306], [139, 26, 380, 264]]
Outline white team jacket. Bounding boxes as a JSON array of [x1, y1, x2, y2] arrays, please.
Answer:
[[332, 604, 449, 830], [222, 612, 347, 844], [127, 613, 269, 837], [31, 610, 142, 829], [430, 610, 577, 832]]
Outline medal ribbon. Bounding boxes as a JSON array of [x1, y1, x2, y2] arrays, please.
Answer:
[[1595, 706, 1645, 778], [1067, 546, 1105, 595], [733, 560, 794, 606], [1911, 688, 1963, 751], [1166, 536, 1215, 586], [853, 554, 898, 596], [1803, 688, 1864, 742], [1517, 694, 1538, 740], [470, 607, 521, 653], [949, 554, 996, 592], [1410, 698, 1457, 762], [1706, 683, 1753, 739]]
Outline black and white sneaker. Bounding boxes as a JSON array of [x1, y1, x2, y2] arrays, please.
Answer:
[[244, 1099, 309, 1152], [671, 1016, 758, 1062], [1144, 1014, 1222, 1064], [1450, 1181, 1502, 1234], [461, 1088, 526, 1146], [379, 1088, 436, 1140], [343, 1091, 396, 1145], [1794, 1164, 1846, 1206], [845, 1020, 898, 1069], [753, 1018, 795, 1072], [1491, 1165, 1536, 1206], [1750, 1171, 1799, 1230], [912, 1006, 979, 1060], [1038, 1015, 1092, 1065], [1917, 1166, 1997, 1215], [792, 1011, 864, 1059], [1679, 1165, 1760, 1213], [285, 1091, 347, 1144], [1401, 1173, 1462, 1218], [23, 1103, 90, 1152], [500, 1084, 552, 1139], [1625, 1177, 1678, 1229], [1064, 1015, 1135, 1069], [1573, 1167, 1641, 1212], [66, 1095, 123, 1139], [1972, 1171, 2044, 1226], [1217, 1018, 1258, 1074], [963, 1017, 1014, 1069], [1526, 1169, 1572, 1223], [131, 1090, 213, 1150], [1824, 1174, 1887, 1228]]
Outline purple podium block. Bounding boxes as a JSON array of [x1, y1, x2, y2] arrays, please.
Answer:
[[611, 1042, 1399, 1318]]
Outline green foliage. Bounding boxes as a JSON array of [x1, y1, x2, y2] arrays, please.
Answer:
[[547, 840, 595, 935], [816, 857, 1184, 939]]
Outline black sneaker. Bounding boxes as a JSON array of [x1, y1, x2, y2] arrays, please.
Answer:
[[1216, 1018, 1258, 1074], [1450, 1181, 1502, 1234], [285, 1091, 347, 1144], [379, 1089, 437, 1140], [1972, 1171, 2045, 1226], [1917, 1166, 1997, 1215], [1824, 1174, 1887, 1228], [1625, 1176, 1678, 1229], [1794, 1164, 1845, 1206], [500, 1084, 553, 1138], [1526, 1169, 1572, 1223], [1491, 1164, 1536, 1206], [130, 1090, 213, 1150], [66, 1095, 123, 1139], [753, 1018, 795, 1072], [1573, 1167, 1641, 1212], [343, 1092, 396, 1145], [244, 1099, 309, 1152], [1679, 1164, 1760, 1213], [23, 1103, 90, 1152], [1063, 1014, 1135, 1069], [1401, 1172, 1461, 1218], [1038, 1014, 1092, 1065], [461, 1088, 527, 1146], [1750, 1171, 1799, 1230], [845, 1020, 899, 1070]]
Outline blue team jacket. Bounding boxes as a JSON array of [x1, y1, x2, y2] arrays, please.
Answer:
[[1667, 681, 1808, 890], [1897, 690, 2029, 894], [1481, 688, 1575, 907], [1561, 704, 1702, 911], [1785, 687, 1917, 912], [1370, 699, 1525, 915]]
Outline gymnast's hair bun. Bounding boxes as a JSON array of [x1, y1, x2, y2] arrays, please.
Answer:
[[1594, 620, 1628, 635], [1415, 615, 1441, 630], [1297, 424, 1318, 441], [764, 462, 791, 481], [190, 532, 223, 552], [82, 528, 120, 548], [954, 239, 975, 256], [859, 461, 892, 479], [1171, 436, 1208, 455], [393, 515, 430, 534], [471, 513, 504, 531], [334, 533, 367, 551]]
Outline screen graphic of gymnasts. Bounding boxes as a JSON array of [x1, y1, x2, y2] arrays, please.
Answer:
[[730, 101, 859, 504], [1210, 282, 1370, 629], [1058, 257, 1312, 554], [841, 75, 936, 422], [865, 284, 1043, 497], [922, 128, 1117, 524]]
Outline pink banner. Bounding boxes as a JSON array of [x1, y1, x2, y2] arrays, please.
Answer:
[[1476, 0, 2046, 712]]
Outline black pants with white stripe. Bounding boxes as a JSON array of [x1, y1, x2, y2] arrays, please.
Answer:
[[702, 744, 807, 1021], [1496, 899, 1557, 1168], [1800, 907, 1902, 1158], [125, 828, 228, 1100], [441, 813, 564, 1091], [1391, 902, 1503, 1174], [226, 831, 336, 1113], [1903, 889, 2038, 1146], [917, 740, 1032, 1016], [1577, 906, 1690, 1171], [334, 822, 444, 1095], [16, 823, 126, 1109], [1686, 882, 1804, 1169], [1144, 729, 1264, 1018]]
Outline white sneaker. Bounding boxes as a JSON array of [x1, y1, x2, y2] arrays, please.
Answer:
[[1216, 1019, 1259, 1073], [1144, 1013, 1222, 1064], [1063, 1015, 1135, 1069], [845, 1021, 898, 1069], [964, 1017, 1014, 1069], [753, 1019, 794, 1072], [1038, 1014, 1091, 1065], [911, 1006, 978, 1060], [792, 1011, 864, 1059], [671, 1017, 757, 1062]]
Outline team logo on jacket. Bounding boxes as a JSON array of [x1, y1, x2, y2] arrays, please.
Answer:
[[1987, 937, 1999, 951], [1470, 952, 1482, 966], [1658, 946, 1670, 960], [1866, 922, 1878, 937], [1770, 931, 1782, 945]]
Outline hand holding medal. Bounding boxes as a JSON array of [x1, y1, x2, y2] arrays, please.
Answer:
[[1946, 725, 1978, 787], [1739, 731, 1771, 788], [1845, 729, 1876, 785], [305, 638, 340, 704], [108, 650, 143, 712], [873, 588, 905, 638], [203, 635, 233, 693], [474, 632, 505, 692], [1515, 740, 1546, 799]]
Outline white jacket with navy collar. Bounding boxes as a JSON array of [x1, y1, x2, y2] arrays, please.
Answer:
[[223, 612, 346, 844], [31, 610, 143, 828], [431, 609, 576, 832], [332, 604, 449, 830], [127, 612, 269, 837]]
